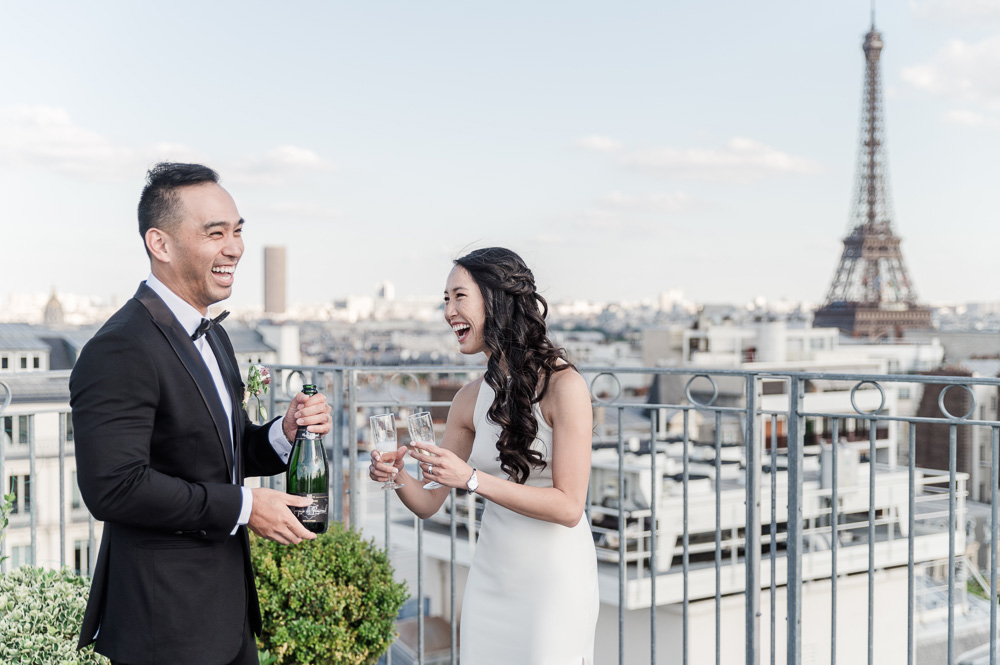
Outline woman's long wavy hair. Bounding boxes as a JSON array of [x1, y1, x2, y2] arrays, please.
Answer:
[[455, 247, 575, 484]]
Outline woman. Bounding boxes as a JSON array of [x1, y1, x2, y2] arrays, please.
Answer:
[[369, 247, 599, 664]]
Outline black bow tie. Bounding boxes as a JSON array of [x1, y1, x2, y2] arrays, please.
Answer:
[[191, 311, 230, 341]]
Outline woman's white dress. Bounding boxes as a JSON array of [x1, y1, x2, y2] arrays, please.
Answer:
[[460, 380, 600, 664]]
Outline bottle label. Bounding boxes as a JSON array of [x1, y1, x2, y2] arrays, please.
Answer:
[[291, 494, 328, 523]]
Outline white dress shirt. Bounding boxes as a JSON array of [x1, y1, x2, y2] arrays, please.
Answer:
[[146, 274, 292, 532]]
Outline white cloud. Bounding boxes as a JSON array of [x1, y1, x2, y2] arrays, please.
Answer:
[[147, 142, 208, 164], [942, 108, 1000, 129], [596, 191, 694, 214], [268, 145, 332, 169], [529, 232, 575, 248], [259, 201, 344, 220], [624, 138, 822, 183], [0, 105, 335, 185], [570, 209, 658, 234], [910, 0, 1000, 23], [574, 134, 623, 152], [553, 191, 693, 240], [0, 105, 147, 180], [901, 36, 1000, 110], [226, 146, 336, 186]]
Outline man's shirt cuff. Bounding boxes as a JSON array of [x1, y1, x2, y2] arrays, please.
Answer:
[[268, 418, 293, 463], [233, 486, 254, 535]]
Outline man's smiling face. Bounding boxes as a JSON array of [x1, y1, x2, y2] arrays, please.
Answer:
[[154, 182, 244, 314]]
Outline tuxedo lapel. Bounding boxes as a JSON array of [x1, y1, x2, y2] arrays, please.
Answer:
[[133, 283, 235, 474], [206, 328, 245, 484]]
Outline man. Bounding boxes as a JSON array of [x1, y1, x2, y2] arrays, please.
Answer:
[[71, 162, 333, 665]]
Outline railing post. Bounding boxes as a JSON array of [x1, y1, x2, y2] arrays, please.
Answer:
[[745, 374, 760, 665], [948, 423, 957, 665], [617, 407, 625, 665], [347, 370, 359, 529], [682, 408, 690, 665], [0, 380, 8, 573], [450, 488, 458, 665], [715, 410, 723, 665], [28, 414, 37, 566], [59, 412, 67, 569], [330, 370, 345, 525], [832, 419, 840, 665], [416, 409, 426, 665], [88, 515, 96, 576], [991, 426, 998, 665], [908, 425, 916, 665], [770, 415, 778, 665], [786, 377, 804, 665], [649, 413, 658, 665], [868, 418, 877, 665], [417, 512, 424, 665]]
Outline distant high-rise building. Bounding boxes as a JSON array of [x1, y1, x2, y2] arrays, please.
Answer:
[[813, 20, 932, 339], [264, 246, 287, 315], [377, 280, 395, 300]]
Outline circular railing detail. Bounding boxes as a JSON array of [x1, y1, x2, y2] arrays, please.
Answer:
[[849, 380, 886, 415], [388, 372, 422, 404], [685, 374, 719, 408], [282, 369, 307, 396], [0, 381, 10, 416], [938, 383, 976, 421], [590, 372, 623, 405]]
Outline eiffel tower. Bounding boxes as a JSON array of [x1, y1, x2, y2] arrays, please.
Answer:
[[813, 19, 932, 338]]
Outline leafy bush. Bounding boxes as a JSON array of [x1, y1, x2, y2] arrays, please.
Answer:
[[252, 522, 409, 665], [0, 566, 109, 664], [0, 492, 13, 566]]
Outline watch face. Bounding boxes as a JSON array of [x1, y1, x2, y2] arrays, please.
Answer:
[[468, 470, 479, 492]]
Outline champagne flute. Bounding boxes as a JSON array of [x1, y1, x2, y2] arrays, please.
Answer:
[[407, 411, 442, 490], [370, 413, 403, 490]]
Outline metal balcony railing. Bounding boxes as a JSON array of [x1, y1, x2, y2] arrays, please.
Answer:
[[2, 366, 999, 665]]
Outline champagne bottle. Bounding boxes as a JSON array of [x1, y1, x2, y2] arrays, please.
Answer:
[[287, 384, 329, 533]]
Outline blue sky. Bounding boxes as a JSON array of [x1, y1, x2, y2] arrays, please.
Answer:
[[1, 1, 998, 310]]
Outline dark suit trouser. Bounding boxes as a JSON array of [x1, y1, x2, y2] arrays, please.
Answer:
[[111, 614, 258, 665], [229, 615, 259, 665]]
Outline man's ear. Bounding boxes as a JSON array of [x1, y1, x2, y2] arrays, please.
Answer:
[[146, 228, 170, 263]]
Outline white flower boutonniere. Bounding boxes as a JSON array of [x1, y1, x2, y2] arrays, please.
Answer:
[[244, 364, 271, 422]]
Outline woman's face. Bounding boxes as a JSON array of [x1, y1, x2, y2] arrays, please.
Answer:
[[443, 265, 488, 357]]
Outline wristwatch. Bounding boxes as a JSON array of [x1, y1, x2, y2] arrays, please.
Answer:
[[466, 468, 479, 494]]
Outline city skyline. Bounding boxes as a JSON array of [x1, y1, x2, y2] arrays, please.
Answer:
[[1, 1, 998, 311]]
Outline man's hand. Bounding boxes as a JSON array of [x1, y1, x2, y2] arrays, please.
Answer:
[[282, 390, 333, 443], [248, 487, 317, 545]]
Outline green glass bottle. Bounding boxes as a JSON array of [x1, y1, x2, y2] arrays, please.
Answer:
[[286, 384, 329, 533]]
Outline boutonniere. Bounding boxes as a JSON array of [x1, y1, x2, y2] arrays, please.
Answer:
[[244, 364, 271, 421]]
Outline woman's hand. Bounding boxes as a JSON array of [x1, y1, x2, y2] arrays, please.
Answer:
[[369, 446, 408, 484], [408, 440, 474, 489]]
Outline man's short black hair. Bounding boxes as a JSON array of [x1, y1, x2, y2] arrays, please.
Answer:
[[137, 162, 220, 242]]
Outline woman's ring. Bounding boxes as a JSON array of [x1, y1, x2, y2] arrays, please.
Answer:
[[427, 465, 434, 474]]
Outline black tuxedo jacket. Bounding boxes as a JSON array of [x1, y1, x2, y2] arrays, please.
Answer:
[[70, 283, 287, 664]]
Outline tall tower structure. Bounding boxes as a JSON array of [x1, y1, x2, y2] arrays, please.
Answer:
[[263, 246, 287, 315], [813, 20, 932, 338]]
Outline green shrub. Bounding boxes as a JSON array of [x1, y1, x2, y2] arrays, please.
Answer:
[[0, 492, 13, 566], [0, 566, 109, 664], [252, 522, 409, 665]]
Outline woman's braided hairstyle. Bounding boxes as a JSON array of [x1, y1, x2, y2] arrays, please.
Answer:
[[454, 247, 575, 484]]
